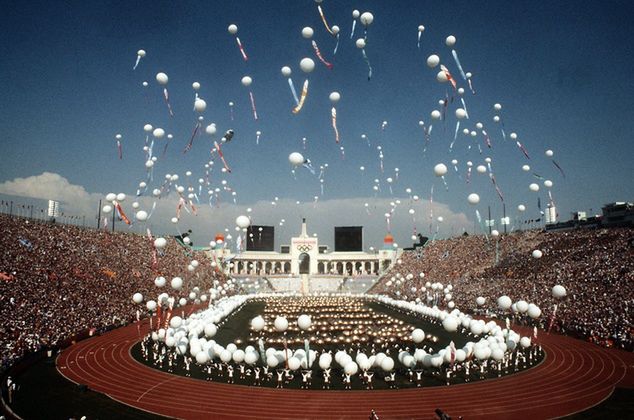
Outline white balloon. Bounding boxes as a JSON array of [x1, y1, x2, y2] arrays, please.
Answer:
[[436, 70, 448, 83], [476, 296, 486, 306], [289, 152, 305, 166], [194, 98, 207, 112], [132, 293, 143, 304], [355, 38, 366, 49], [171, 277, 183, 290], [360, 12, 374, 26], [443, 316, 459, 332], [154, 237, 167, 248], [552, 285, 567, 298], [545, 149, 554, 157], [135, 210, 148, 221], [532, 249, 543, 259], [274, 316, 288, 332], [329, 91, 341, 103], [228, 24, 238, 34], [300, 58, 315, 73], [154, 276, 166, 287], [411, 328, 425, 343], [192, 82, 200, 91], [434, 163, 448, 177], [445, 35, 456, 47], [297, 314, 312, 330], [518, 204, 526, 212], [431, 110, 441, 120], [251, 316, 265, 331], [281, 66, 292, 77], [301, 26, 314, 39], [152, 128, 165, 138], [426, 54, 440, 68], [529, 183, 540, 192], [236, 215, 250, 229], [155, 72, 168, 85], [455, 108, 467, 119], [544, 180, 553, 188], [352, 9, 360, 18], [497, 295, 512, 310], [146, 300, 157, 311], [241, 76, 252, 87], [467, 193, 480, 205]]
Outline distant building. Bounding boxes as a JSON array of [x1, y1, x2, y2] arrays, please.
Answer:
[[545, 205, 557, 225], [602, 202, 634, 227]]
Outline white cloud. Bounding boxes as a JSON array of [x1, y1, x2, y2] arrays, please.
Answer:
[[0, 172, 471, 250]]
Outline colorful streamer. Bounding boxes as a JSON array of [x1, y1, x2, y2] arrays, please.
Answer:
[[214, 141, 232, 173], [317, 5, 334, 35], [248, 91, 258, 120], [440, 65, 457, 90], [361, 48, 373, 80], [235, 37, 248, 61], [163, 88, 174, 117], [292, 80, 309, 114], [516, 141, 531, 159], [451, 49, 467, 80], [331, 107, 340, 143], [287, 78, 300, 105], [183, 122, 201, 154], [312, 40, 333, 69]]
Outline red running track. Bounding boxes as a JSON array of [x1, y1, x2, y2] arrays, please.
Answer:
[[57, 320, 634, 419]]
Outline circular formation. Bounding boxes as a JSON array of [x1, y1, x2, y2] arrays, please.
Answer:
[[57, 319, 632, 419]]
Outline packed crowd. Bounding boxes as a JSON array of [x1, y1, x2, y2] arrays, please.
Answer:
[[0, 215, 228, 370], [373, 228, 634, 351]]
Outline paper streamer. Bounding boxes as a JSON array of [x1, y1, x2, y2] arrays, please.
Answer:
[[552, 160, 566, 178], [333, 33, 340, 55]]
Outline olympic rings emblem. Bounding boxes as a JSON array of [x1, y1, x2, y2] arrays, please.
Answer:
[[297, 244, 313, 252]]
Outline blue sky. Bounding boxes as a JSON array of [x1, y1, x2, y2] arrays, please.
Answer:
[[1, 0, 633, 247]]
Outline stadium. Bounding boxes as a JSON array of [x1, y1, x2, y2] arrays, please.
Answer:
[[1, 1, 633, 419]]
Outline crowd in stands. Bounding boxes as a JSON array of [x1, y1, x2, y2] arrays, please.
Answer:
[[373, 228, 634, 351], [0, 214, 228, 371]]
